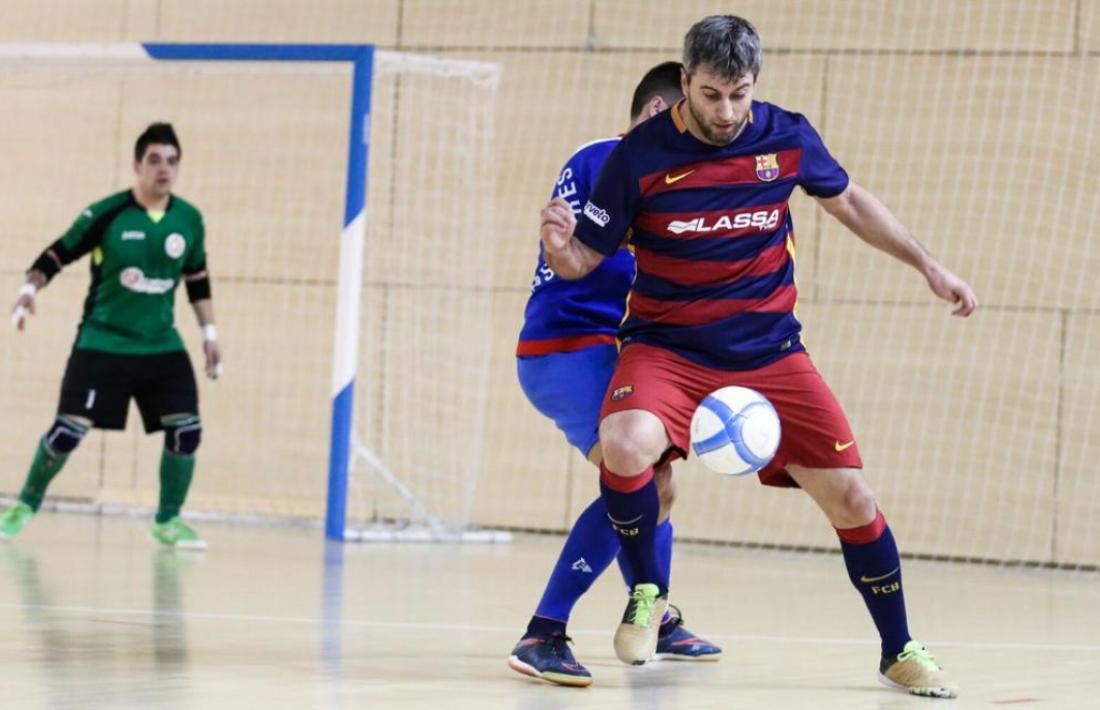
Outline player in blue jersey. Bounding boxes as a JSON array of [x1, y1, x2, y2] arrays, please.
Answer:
[[539, 16, 977, 699], [509, 62, 721, 688]]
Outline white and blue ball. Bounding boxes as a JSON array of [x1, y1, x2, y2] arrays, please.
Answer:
[[690, 386, 781, 476]]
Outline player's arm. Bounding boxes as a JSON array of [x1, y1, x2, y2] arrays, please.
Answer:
[[815, 182, 978, 317], [545, 139, 639, 279], [183, 219, 222, 379], [11, 206, 107, 331], [189, 294, 222, 380], [540, 197, 605, 279], [186, 276, 222, 380]]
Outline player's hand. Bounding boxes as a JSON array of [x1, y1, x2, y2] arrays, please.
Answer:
[[10, 285, 37, 331], [540, 197, 576, 256], [204, 339, 223, 380], [924, 262, 978, 317]]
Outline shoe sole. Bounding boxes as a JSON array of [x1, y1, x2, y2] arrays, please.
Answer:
[[877, 672, 957, 699], [653, 650, 722, 662], [507, 656, 592, 687]]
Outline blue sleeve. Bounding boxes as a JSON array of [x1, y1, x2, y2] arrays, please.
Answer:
[[797, 117, 849, 198], [573, 140, 639, 258], [549, 150, 591, 217]]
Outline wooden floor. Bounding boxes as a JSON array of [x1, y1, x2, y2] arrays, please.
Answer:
[[0, 512, 1097, 709]]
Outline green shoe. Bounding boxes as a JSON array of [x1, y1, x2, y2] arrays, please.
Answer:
[[0, 501, 35, 540], [613, 582, 668, 666], [879, 640, 958, 698], [150, 517, 206, 550]]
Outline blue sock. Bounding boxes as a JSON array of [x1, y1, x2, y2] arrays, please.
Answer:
[[599, 463, 664, 595], [530, 497, 620, 631], [837, 510, 912, 657]]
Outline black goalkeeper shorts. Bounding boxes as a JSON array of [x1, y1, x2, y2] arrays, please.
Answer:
[[58, 348, 199, 433]]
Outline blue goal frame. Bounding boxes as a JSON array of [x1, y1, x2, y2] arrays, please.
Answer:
[[141, 43, 374, 541]]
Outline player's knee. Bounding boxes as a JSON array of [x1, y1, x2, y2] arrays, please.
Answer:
[[600, 428, 657, 476], [42, 415, 89, 456], [838, 476, 877, 525], [163, 415, 202, 457]]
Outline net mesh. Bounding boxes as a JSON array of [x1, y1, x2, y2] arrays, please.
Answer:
[[0, 49, 502, 537]]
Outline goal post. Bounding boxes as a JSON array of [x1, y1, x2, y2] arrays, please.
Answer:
[[146, 43, 374, 544]]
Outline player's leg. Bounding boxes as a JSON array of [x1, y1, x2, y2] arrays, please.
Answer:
[[785, 465, 911, 654], [610, 461, 722, 662], [510, 347, 621, 685], [598, 409, 671, 664], [746, 352, 955, 698], [787, 465, 956, 698], [1, 349, 129, 539], [598, 344, 705, 665], [137, 351, 205, 550], [0, 415, 90, 539]]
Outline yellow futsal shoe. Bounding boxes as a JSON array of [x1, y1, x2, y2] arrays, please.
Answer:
[[878, 640, 958, 698], [613, 583, 668, 665]]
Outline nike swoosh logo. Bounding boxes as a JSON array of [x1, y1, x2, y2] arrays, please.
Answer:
[[835, 440, 855, 452], [859, 567, 900, 584], [664, 170, 694, 185]]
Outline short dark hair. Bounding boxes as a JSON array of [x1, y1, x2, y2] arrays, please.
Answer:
[[683, 15, 763, 81], [134, 122, 181, 162], [629, 61, 685, 118]]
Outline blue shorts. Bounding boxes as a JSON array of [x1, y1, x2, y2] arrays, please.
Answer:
[[516, 344, 618, 457]]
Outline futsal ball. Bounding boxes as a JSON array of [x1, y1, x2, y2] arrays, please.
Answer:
[[690, 386, 781, 476]]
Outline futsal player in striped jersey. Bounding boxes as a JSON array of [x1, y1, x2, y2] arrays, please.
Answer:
[[509, 62, 720, 687], [540, 16, 977, 699]]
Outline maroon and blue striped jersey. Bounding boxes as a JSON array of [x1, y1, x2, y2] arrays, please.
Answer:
[[516, 137, 636, 356], [573, 100, 848, 370]]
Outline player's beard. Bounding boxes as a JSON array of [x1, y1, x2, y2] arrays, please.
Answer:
[[687, 99, 746, 146]]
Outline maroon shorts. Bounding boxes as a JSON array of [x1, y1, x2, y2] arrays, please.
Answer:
[[600, 344, 862, 487]]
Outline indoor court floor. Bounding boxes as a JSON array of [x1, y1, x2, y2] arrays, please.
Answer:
[[0, 511, 1097, 709]]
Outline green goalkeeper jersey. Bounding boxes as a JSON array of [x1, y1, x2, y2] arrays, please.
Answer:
[[46, 190, 206, 355]]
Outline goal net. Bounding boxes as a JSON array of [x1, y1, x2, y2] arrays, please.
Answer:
[[0, 45, 504, 541]]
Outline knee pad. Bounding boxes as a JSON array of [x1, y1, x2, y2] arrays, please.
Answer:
[[163, 415, 202, 456], [43, 416, 89, 456]]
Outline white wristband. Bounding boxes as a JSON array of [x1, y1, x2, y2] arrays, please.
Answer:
[[18, 282, 37, 298], [202, 324, 218, 342]]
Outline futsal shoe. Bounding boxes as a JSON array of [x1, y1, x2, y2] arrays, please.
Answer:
[[613, 582, 668, 665], [654, 605, 722, 661], [150, 517, 207, 550], [507, 633, 592, 687], [878, 640, 958, 698], [0, 501, 35, 540]]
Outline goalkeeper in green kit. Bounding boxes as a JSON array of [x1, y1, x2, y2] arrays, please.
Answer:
[[2, 123, 221, 549]]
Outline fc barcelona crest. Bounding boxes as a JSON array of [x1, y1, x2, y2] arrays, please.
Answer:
[[755, 153, 780, 182], [611, 385, 634, 401]]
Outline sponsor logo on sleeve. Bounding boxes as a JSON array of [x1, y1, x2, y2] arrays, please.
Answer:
[[582, 201, 611, 228]]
